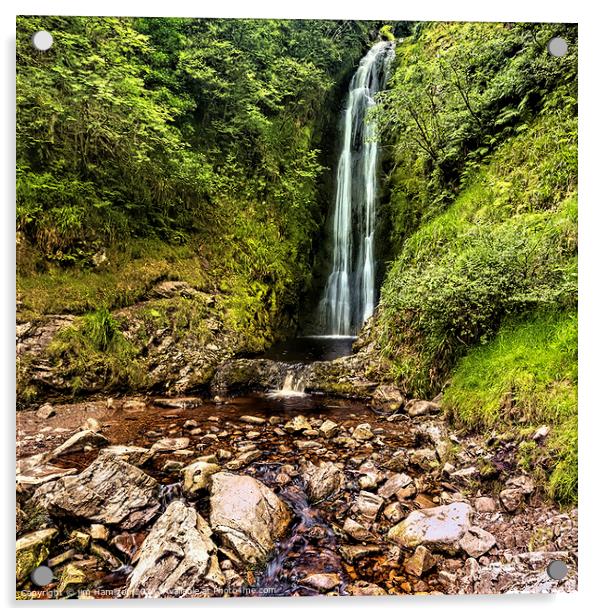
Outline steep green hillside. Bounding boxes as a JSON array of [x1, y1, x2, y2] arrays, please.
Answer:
[[376, 22, 577, 502]]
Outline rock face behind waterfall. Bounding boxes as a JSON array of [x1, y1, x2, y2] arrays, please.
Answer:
[[209, 472, 292, 566]]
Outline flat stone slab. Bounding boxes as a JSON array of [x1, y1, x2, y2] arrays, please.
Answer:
[[388, 502, 473, 552]]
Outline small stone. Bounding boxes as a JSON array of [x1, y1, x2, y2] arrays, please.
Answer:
[[300, 572, 341, 592], [162, 460, 184, 473], [182, 460, 221, 494], [459, 526, 497, 558], [352, 423, 374, 441], [355, 490, 384, 521], [319, 419, 339, 438], [284, 415, 312, 433], [90, 524, 109, 542], [339, 544, 381, 564], [371, 385, 405, 413], [82, 417, 102, 432], [301, 460, 344, 502], [451, 466, 478, 480], [383, 502, 404, 523], [36, 403, 56, 419], [385, 450, 408, 471], [225, 449, 261, 470], [50, 430, 109, 459], [405, 399, 441, 417], [404, 545, 436, 577], [409, 448, 438, 470], [150, 437, 190, 454], [532, 425, 550, 441], [474, 497, 497, 513], [183, 420, 198, 429], [343, 518, 375, 541], [378, 473, 413, 499], [396, 484, 417, 500], [505, 475, 535, 495], [346, 581, 387, 596], [359, 474, 378, 490], [499, 488, 524, 512], [57, 563, 86, 595], [239, 415, 266, 425]]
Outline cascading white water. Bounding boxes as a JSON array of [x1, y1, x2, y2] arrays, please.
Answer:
[[319, 41, 394, 336], [267, 369, 307, 398]]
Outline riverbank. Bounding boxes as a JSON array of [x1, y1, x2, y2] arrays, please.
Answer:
[[16, 392, 577, 598]]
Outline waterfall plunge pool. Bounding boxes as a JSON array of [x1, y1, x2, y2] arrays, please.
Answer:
[[261, 335, 356, 363]]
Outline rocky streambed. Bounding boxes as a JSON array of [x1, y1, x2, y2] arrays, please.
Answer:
[[16, 386, 577, 599]]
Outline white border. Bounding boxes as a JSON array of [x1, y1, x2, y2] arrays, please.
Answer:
[[2, 1, 600, 614]]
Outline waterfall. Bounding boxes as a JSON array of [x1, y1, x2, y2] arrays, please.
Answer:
[[267, 369, 307, 398], [319, 41, 394, 336]]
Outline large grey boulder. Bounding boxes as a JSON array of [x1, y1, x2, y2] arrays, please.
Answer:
[[33, 451, 160, 529], [126, 501, 224, 598], [301, 461, 344, 502], [209, 472, 291, 566], [388, 502, 473, 552]]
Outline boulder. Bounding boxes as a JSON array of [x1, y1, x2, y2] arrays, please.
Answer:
[[33, 451, 161, 529], [388, 502, 473, 552], [301, 461, 344, 503], [16, 528, 58, 582], [49, 429, 109, 459], [16, 455, 77, 491], [126, 501, 224, 598], [459, 526, 497, 558], [182, 460, 221, 494], [405, 399, 441, 418], [209, 472, 292, 566], [371, 385, 405, 413]]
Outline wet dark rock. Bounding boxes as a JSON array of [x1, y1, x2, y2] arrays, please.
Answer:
[[153, 397, 203, 409], [209, 472, 292, 566], [33, 451, 161, 530], [301, 460, 344, 503], [126, 501, 224, 598]]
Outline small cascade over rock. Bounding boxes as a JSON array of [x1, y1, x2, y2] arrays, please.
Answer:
[[268, 369, 307, 398]]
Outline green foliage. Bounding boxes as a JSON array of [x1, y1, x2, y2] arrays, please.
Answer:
[[48, 308, 144, 394], [442, 311, 577, 503]]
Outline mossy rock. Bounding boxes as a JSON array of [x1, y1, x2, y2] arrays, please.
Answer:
[[16, 527, 58, 583]]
